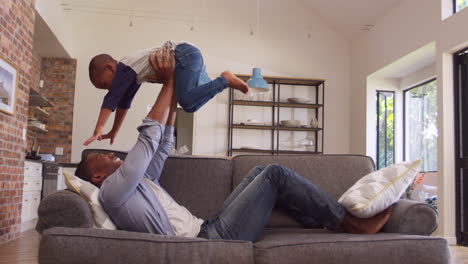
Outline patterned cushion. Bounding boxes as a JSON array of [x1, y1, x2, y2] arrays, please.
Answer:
[[63, 171, 116, 230], [338, 160, 421, 218]]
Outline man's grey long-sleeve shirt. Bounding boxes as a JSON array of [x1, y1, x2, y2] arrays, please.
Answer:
[[99, 117, 176, 235]]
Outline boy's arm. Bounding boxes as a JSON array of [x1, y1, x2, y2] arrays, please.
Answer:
[[101, 107, 128, 145], [84, 108, 112, 146]]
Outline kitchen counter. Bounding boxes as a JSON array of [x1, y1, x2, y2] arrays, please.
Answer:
[[26, 159, 78, 167]]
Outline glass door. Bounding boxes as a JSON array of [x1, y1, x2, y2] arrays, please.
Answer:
[[455, 49, 468, 246]]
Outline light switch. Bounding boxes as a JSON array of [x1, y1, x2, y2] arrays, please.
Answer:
[[22, 128, 26, 140], [55, 147, 64, 155]]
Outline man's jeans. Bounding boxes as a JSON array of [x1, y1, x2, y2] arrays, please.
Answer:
[[197, 164, 346, 242], [174, 43, 228, 113]]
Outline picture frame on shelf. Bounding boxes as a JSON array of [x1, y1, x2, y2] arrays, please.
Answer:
[[0, 54, 18, 115]]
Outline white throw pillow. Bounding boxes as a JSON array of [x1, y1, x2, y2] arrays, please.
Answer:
[[338, 160, 421, 218], [63, 171, 116, 230]]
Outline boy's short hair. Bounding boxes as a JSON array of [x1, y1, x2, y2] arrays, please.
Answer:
[[88, 54, 115, 80], [75, 157, 93, 183]]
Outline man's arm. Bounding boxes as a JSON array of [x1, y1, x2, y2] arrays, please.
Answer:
[[99, 51, 175, 206], [144, 92, 177, 182]]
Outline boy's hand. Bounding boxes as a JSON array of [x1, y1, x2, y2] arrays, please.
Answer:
[[101, 130, 117, 145], [148, 48, 174, 83], [83, 128, 103, 146]]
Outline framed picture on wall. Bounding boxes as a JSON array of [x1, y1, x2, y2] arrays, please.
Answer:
[[0, 54, 18, 115]]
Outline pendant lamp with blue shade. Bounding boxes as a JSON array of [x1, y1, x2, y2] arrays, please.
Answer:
[[247, 68, 269, 92]]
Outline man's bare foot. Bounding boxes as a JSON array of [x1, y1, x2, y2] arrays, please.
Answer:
[[221, 71, 249, 94], [342, 206, 394, 234]]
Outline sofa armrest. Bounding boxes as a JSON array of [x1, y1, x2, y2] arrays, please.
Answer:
[[381, 199, 438, 235], [39, 227, 254, 264], [36, 190, 93, 233]]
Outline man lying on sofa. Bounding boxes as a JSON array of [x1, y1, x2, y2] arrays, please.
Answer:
[[75, 52, 393, 242]]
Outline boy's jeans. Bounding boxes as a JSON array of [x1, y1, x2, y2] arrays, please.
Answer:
[[174, 43, 228, 113], [197, 164, 346, 242]]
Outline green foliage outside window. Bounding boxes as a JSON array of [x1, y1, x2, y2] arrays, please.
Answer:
[[456, 0, 467, 12], [377, 92, 394, 169]]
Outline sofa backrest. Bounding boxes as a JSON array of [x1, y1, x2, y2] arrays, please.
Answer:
[[79, 149, 234, 220], [232, 155, 375, 227], [232, 155, 375, 199], [159, 156, 233, 220], [42, 150, 375, 231]]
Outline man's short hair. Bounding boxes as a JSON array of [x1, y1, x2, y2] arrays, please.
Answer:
[[88, 54, 115, 80], [75, 156, 93, 182]]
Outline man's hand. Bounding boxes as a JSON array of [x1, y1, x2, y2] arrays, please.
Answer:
[[100, 130, 117, 145], [148, 47, 175, 84], [83, 127, 103, 146]]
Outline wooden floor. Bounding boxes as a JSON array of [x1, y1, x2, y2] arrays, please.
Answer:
[[0, 230, 468, 263]]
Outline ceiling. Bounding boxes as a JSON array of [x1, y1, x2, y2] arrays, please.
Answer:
[[301, 0, 405, 39], [33, 10, 70, 58]]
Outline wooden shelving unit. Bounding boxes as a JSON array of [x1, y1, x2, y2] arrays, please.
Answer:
[[227, 75, 325, 156], [232, 148, 322, 155], [231, 124, 321, 132]]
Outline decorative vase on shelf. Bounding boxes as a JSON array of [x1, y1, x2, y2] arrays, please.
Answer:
[[310, 118, 319, 128]]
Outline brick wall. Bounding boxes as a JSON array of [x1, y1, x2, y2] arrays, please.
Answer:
[[0, 0, 36, 243], [35, 58, 76, 163]]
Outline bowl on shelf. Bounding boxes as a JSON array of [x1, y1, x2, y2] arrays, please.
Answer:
[[280, 120, 301, 127], [287, 97, 312, 104], [240, 119, 265, 125]]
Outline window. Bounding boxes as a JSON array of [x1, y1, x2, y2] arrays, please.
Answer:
[[404, 79, 437, 171], [455, 0, 467, 13], [376, 91, 395, 169]]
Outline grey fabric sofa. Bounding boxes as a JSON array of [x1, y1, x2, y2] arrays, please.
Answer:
[[36, 153, 450, 264]]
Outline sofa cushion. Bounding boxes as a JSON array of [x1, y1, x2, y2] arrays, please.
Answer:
[[159, 156, 233, 220], [63, 171, 116, 230], [232, 155, 375, 227], [39, 227, 254, 264], [254, 228, 450, 264]]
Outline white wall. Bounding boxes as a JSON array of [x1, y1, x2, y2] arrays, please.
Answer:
[[350, 0, 468, 241], [35, 0, 351, 160], [400, 64, 436, 90]]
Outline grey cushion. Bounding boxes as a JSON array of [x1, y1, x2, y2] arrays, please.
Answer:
[[232, 155, 375, 227], [382, 199, 438, 235], [159, 156, 233, 220], [39, 227, 254, 264], [36, 190, 93, 233], [253, 228, 450, 264]]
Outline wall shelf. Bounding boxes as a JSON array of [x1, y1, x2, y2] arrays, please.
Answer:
[[227, 75, 325, 156], [29, 89, 53, 108], [34, 106, 49, 116], [28, 123, 48, 133], [232, 100, 323, 109]]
